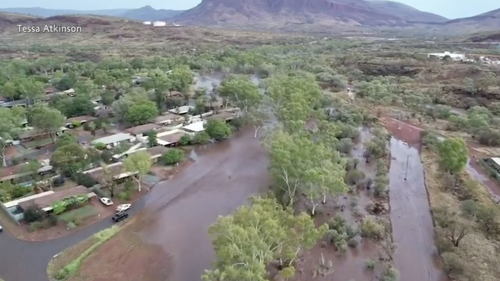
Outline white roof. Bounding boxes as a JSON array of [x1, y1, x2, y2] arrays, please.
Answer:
[[182, 121, 205, 132], [92, 133, 133, 145], [491, 157, 500, 167], [169, 106, 194, 115]]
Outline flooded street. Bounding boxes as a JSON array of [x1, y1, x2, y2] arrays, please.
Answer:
[[388, 138, 448, 281], [138, 129, 269, 281]]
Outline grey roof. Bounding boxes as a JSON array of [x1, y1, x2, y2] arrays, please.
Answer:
[[92, 133, 134, 145]]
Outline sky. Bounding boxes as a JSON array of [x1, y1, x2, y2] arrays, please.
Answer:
[[0, 0, 498, 19]]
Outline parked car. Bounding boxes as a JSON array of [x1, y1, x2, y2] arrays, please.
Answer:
[[100, 197, 113, 206], [0, 224, 3, 232], [116, 203, 131, 212], [112, 212, 128, 222]]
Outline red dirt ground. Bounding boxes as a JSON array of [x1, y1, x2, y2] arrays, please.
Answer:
[[68, 217, 171, 281]]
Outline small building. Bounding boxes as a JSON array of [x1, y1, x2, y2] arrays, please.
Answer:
[[125, 123, 161, 138], [66, 115, 97, 127], [158, 132, 189, 147], [83, 162, 137, 183], [168, 105, 194, 115], [154, 113, 184, 126], [143, 21, 152, 25], [182, 121, 206, 133], [63, 88, 76, 96], [153, 21, 167, 27], [0, 163, 54, 184], [92, 133, 135, 148], [18, 185, 90, 214], [427, 51, 465, 61], [209, 111, 237, 122], [18, 127, 68, 142]]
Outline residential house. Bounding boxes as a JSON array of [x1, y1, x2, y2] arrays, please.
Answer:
[[0, 163, 54, 184], [18, 127, 68, 142], [168, 105, 194, 115], [154, 113, 184, 126], [208, 111, 238, 122], [427, 51, 465, 61], [182, 121, 206, 133], [83, 162, 137, 184], [63, 88, 76, 96], [18, 185, 91, 214], [66, 115, 97, 128], [125, 123, 161, 139], [157, 131, 190, 147], [91, 133, 135, 148]]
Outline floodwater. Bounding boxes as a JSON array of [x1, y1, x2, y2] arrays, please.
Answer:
[[137, 128, 269, 281], [388, 138, 449, 281], [194, 72, 263, 93]]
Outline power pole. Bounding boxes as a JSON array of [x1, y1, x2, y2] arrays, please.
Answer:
[[404, 155, 410, 181]]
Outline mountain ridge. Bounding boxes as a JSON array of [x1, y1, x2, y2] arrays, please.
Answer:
[[0, 6, 184, 21]]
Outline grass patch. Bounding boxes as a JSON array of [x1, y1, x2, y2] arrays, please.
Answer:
[[58, 205, 99, 223], [47, 225, 122, 280], [22, 138, 53, 149], [421, 149, 500, 281]]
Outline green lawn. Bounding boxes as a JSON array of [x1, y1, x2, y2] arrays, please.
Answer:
[[58, 205, 99, 223], [22, 138, 53, 149]]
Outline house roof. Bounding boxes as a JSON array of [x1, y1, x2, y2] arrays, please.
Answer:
[[168, 105, 194, 115], [83, 162, 125, 183], [66, 115, 97, 123], [182, 121, 205, 133], [125, 123, 161, 135], [154, 113, 183, 124], [209, 112, 237, 121], [146, 146, 168, 157], [92, 133, 134, 145], [19, 129, 48, 139], [19, 185, 88, 210], [0, 164, 54, 181], [159, 132, 188, 144]]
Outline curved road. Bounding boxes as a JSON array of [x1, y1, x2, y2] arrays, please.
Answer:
[[0, 192, 150, 281]]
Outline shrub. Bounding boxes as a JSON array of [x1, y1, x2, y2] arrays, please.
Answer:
[[67, 221, 77, 229], [380, 265, 400, 281], [23, 204, 45, 223], [192, 131, 210, 144], [337, 138, 354, 154], [205, 119, 231, 140], [365, 259, 376, 270], [348, 235, 361, 248], [74, 173, 96, 188], [162, 148, 184, 165], [47, 214, 58, 226], [94, 142, 107, 150], [29, 221, 45, 232], [179, 135, 191, 146], [118, 191, 131, 201], [460, 199, 480, 218], [361, 217, 385, 240], [345, 169, 365, 185]]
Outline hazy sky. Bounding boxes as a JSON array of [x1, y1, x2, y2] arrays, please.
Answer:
[[0, 0, 498, 19]]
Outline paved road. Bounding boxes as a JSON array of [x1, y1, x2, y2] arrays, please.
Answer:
[[0, 191, 150, 281]]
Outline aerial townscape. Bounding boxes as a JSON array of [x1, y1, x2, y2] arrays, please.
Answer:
[[0, 0, 500, 281]]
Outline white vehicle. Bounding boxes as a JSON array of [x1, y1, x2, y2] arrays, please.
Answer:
[[116, 204, 131, 212], [100, 197, 114, 206], [0, 224, 3, 232]]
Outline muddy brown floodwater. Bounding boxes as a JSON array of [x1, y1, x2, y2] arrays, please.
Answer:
[[388, 138, 449, 281], [136, 128, 270, 281]]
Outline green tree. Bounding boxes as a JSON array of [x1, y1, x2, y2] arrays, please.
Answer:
[[437, 138, 468, 174], [125, 100, 159, 125], [218, 75, 262, 112], [192, 131, 210, 144], [52, 95, 96, 117], [266, 130, 347, 212], [244, 107, 268, 138], [162, 149, 184, 165], [205, 119, 232, 141], [0, 107, 25, 166], [30, 105, 66, 142], [147, 131, 158, 147], [123, 151, 152, 192], [55, 133, 77, 148], [50, 143, 88, 174], [202, 197, 327, 281], [17, 77, 45, 106]]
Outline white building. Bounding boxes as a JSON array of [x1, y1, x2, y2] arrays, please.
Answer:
[[143, 21, 152, 25], [427, 51, 465, 61], [153, 21, 167, 27]]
